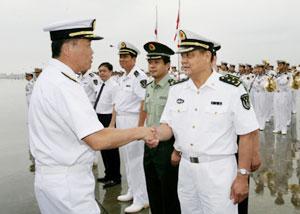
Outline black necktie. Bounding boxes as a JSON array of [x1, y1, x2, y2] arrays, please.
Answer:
[[94, 83, 105, 110]]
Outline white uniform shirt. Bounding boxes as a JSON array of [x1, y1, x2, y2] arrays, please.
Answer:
[[28, 59, 103, 167], [253, 75, 268, 93], [114, 66, 147, 113], [276, 73, 290, 92], [95, 78, 119, 114], [160, 71, 259, 156], [25, 79, 35, 106], [79, 72, 101, 105]]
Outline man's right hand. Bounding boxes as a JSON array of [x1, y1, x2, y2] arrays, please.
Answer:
[[143, 127, 159, 148]]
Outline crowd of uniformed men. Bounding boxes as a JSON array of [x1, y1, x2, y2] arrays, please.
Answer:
[[24, 17, 299, 214]]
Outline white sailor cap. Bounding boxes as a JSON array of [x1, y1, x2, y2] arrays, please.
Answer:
[[43, 18, 103, 41], [177, 29, 221, 54], [118, 41, 140, 56], [277, 60, 286, 64], [25, 72, 34, 76], [34, 68, 42, 73]]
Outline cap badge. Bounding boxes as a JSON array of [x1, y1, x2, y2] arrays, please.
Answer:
[[120, 42, 126, 48], [179, 30, 186, 40], [92, 20, 96, 30], [149, 43, 156, 51]]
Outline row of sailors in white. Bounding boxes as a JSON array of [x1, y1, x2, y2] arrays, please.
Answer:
[[239, 70, 298, 134]]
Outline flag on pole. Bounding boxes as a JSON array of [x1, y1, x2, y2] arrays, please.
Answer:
[[173, 0, 180, 41], [154, 5, 158, 41]]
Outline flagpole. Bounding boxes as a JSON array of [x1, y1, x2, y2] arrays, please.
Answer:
[[176, 0, 181, 77], [155, 5, 158, 41]]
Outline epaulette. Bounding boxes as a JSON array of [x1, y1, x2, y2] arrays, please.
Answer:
[[134, 70, 139, 77], [219, 74, 241, 87], [61, 72, 78, 83], [140, 79, 147, 88], [89, 73, 95, 77], [168, 78, 176, 86], [170, 78, 189, 86], [93, 79, 98, 85]]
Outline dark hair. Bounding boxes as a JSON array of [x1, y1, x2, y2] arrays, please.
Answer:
[[51, 39, 79, 58], [51, 39, 66, 58], [98, 62, 113, 71], [161, 56, 171, 64], [147, 56, 170, 64]]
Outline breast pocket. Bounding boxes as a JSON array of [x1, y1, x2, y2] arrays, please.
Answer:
[[170, 103, 188, 129], [123, 85, 134, 96], [203, 105, 231, 132], [157, 99, 167, 116]]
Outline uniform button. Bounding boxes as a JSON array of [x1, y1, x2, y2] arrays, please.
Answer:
[[195, 108, 198, 111], [177, 109, 180, 112], [214, 112, 218, 115], [197, 91, 200, 95], [192, 125, 195, 128]]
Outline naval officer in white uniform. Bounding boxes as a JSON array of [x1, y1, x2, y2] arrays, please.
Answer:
[[29, 18, 155, 214], [146, 30, 261, 214], [110, 42, 149, 213]]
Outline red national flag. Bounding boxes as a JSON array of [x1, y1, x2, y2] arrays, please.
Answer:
[[173, 1, 180, 41]]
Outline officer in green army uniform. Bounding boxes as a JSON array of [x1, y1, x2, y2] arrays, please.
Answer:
[[141, 41, 181, 213]]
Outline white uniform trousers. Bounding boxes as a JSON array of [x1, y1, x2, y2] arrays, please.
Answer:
[[34, 165, 100, 214], [273, 92, 289, 132], [178, 155, 237, 214], [116, 114, 148, 205], [265, 92, 274, 121], [253, 91, 268, 129], [292, 90, 297, 113]]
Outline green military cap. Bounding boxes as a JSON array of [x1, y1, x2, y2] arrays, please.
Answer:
[[143, 41, 174, 59]]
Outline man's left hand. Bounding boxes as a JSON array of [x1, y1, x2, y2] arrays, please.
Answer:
[[230, 175, 249, 204]]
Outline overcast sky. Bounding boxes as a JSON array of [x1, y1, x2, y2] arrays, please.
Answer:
[[1, 0, 299, 74]]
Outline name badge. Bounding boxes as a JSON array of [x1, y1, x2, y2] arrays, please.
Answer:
[[177, 98, 184, 104], [211, 101, 222, 105]]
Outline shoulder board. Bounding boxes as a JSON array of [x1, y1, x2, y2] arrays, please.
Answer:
[[134, 70, 139, 77], [88, 73, 95, 77], [93, 79, 98, 85], [170, 78, 189, 86], [61, 72, 78, 83], [146, 80, 153, 86], [168, 78, 176, 86], [140, 79, 147, 88], [219, 74, 241, 87]]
